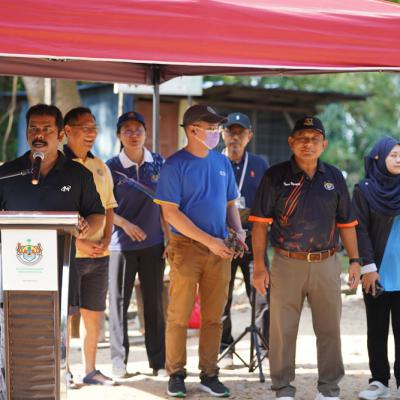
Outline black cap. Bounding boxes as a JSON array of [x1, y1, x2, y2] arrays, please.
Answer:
[[226, 112, 252, 130], [181, 105, 226, 126], [117, 111, 146, 130], [292, 116, 325, 137]]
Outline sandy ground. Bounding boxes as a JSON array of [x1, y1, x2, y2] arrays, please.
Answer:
[[68, 285, 398, 400]]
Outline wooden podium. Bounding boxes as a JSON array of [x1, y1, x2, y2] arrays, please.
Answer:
[[0, 212, 79, 400]]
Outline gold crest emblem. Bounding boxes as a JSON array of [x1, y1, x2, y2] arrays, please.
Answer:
[[304, 118, 314, 126], [16, 239, 43, 265], [324, 181, 335, 191]]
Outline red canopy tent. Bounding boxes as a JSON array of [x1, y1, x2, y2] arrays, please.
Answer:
[[1, 0, 400, 84], [1, 0, 400, 148]]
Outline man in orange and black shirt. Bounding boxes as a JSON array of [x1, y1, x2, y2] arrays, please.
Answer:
[[250, 117, 361, 400]]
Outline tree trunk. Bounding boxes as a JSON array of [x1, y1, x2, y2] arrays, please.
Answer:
[[22, 77, 45, 105], [22, 78, 82, 112], [1, 76, 18, 161], [55, 80, 81, 114]]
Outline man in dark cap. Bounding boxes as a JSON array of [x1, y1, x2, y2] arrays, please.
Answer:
[[250, 117, 361, 400], [219, 112, 270, 368], [155, 105, 246, 398]]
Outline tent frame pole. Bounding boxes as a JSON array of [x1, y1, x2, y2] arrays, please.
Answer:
[[151, 65, 161, 153]]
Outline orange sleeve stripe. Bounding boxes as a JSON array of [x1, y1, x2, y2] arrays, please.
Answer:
[[336, 220, 358, 228], [248, 216, 273, 224]]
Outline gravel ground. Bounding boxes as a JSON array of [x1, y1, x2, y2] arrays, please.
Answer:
[[68, 287, 397, 400]]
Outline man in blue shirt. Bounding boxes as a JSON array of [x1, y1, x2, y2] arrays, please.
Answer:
[[154, 105, 246, 398], [220, 112, 270, 368]]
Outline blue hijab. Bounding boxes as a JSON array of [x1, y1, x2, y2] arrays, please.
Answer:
[[358, 136, 400, 216]]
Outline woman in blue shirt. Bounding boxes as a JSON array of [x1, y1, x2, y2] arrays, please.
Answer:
[[106, 111, 166, 378], [353, 136, 400, 400]]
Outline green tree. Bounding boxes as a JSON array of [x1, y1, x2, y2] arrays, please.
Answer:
[[206, 72, 400, 188]]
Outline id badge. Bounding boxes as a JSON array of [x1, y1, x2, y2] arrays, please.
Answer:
[[234, 196, 246, 209]]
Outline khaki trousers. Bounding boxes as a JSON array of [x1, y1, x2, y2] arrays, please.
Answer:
[[269, 252, 344, 398], [166, 235, 231, 377]]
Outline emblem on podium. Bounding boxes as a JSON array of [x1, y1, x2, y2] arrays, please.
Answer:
[[16, 240, 43, 265]]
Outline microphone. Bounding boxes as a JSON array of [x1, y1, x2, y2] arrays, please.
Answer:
[[31, 152, 44, 185]]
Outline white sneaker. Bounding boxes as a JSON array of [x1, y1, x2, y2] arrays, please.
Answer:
[[153, 368, 168, 377], [358, 381, 390, 400], [218, 353, 234, 369], [315, 392, 340, 400], [277, 397, 294, 400]]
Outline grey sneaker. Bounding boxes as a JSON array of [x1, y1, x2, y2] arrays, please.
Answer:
[[200, 376, 230, 397]]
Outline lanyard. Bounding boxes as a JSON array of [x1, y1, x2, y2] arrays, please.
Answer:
[[237, 151, 249, 195], [222, 149, 249, 196]]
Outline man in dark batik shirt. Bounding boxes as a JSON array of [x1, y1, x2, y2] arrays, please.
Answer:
[[250, 117, 361, 400]]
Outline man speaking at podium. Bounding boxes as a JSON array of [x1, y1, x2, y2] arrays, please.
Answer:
[[0, 103, 104, 232], [0, 103, 105, 398]]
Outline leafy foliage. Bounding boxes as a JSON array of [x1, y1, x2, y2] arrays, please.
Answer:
[[206, 73, 400, 188]]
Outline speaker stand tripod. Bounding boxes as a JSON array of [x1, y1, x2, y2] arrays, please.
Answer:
[[218, 287, 269, 382]]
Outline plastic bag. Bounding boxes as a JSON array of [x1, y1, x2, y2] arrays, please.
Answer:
[[188, 294, 201, 329]]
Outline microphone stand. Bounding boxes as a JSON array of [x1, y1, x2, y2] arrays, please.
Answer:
[[0, 169, 31, 180], [218, 287, 269, 382]]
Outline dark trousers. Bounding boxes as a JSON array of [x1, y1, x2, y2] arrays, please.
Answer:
[[364, 290, 400, 387], [109, 243, 166, 370], [220, 237, 269, 353]]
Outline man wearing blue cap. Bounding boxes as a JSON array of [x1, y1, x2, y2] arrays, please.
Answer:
[[219, 112, 270, 368]]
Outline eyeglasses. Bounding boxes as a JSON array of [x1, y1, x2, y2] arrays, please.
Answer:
[[68, 124, 99, 133], [224, 128, 249, 137], [27, 126, 57, 135], [192, 125, 222, 133], [120, 127, 145, 137], [294, 136, 324, 145]]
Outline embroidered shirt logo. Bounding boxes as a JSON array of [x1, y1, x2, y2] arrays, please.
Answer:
[[324, 181, 335, 191], [61, 185, 71, 192], [150, 174, 160, 183], [219, 170, 226, 176], [283, 181, 301, 186]]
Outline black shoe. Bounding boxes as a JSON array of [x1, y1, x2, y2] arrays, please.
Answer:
[[200, 376, 230, 397], [167, 374, 186, 398]]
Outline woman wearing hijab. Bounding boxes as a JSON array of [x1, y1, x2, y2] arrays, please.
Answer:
[[353, 136, 400, 400]]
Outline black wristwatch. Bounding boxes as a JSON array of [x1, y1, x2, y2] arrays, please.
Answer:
[[349, 257, 363, 265]]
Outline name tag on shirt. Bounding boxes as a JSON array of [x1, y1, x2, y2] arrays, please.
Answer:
[[235, 196, 246, 209]]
